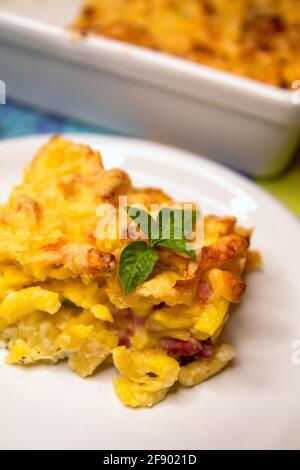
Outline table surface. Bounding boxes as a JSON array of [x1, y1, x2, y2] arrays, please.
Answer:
[[0, 101, 299, 218]]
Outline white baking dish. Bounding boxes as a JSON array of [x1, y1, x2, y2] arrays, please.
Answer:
[[0, 0, 299, 177]]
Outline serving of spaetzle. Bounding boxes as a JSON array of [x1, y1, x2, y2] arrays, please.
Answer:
[[0, 136, 259, 408]]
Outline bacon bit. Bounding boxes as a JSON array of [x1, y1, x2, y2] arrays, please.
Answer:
[[197, 340, 214, 359], [197, 278, 213, 303], [114, 311, 143, 347], [161, 338, 202, 357], [118, 328, 133, 348], [132, 315, 145, 330], [110, 306, 132, 319], [110, 307, 144, 329], [160, 338, 213, 361]]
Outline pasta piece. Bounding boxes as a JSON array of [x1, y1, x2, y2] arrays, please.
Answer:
[[179, 343, 236, 387]]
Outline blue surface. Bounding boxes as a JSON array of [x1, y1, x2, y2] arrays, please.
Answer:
[[0, 100, 126, 139]]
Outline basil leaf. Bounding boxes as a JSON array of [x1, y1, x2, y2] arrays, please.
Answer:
[[119, 241, 159, 295], [126, 206, 154, 239], [150, 208, 179, 246], [151, 208, 198, 247], [157, 239, 196, 260]]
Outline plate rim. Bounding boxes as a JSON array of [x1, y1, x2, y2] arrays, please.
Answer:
[[0, 132, 300, 450]]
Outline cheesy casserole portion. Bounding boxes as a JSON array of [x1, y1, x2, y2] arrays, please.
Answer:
[[73, 0, 300, 88], [0, 136, 257, 407]]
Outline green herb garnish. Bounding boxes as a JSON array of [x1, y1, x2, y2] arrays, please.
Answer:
[[119, 207, 198, 295], [118, 241, 159, 296]]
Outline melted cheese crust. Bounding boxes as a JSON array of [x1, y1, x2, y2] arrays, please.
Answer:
[[73, 0, 300, 88]]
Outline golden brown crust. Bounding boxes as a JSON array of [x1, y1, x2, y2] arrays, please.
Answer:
[[198, 235, 248, 271], [43, 242, 116, 277], [96, 169, 132, 199], [205, 216, 237, 238], [208, 269, 246, 303], [72, 0, 300, 88], [16, 195, 41, 221]]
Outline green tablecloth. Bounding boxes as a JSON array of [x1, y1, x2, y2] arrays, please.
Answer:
[[258, 157, 300, 218]]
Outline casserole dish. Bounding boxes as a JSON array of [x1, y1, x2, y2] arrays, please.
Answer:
[[0, 0, 299, 177]]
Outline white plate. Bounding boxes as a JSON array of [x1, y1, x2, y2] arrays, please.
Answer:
[[1, 134, 300, 450]]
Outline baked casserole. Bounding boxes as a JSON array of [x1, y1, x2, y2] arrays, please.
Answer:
[[0, 136, 259, 407], [73, 0, 300, 88]]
